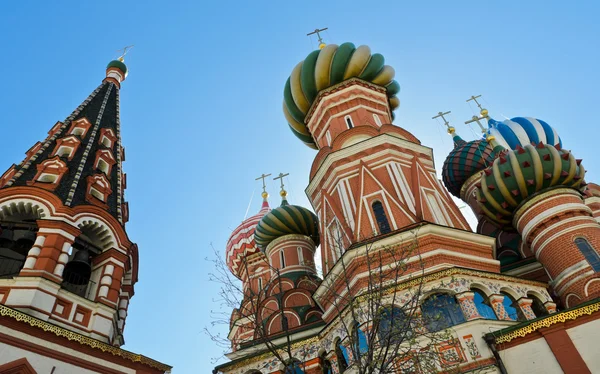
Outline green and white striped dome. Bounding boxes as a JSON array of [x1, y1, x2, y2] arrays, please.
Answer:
[[283, 43, 400, 149]]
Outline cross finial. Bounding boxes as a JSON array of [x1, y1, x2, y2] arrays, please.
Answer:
[[432, 111, 455, 134], [116, 45, 134, 62], [255, 173, 271, 200], [273, 172, 290, 199], [466, 94, 489, 118], [307, 27, 328, 49], [465, 115, 487, 133]]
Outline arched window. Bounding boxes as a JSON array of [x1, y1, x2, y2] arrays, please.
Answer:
[[352, 323, 368, 357], [345, 115, 354, 129], [421, 294, 465, 332], [372, 201, 391, 234], [472, 289, 497, 320], [284, 362, 304, 374], [378, 306, 412, 343], [528, 294, 549, 318], [335, 338, 348, 372], [280, 250, 286, 268], [575, 237, 600, 271], [320, 352, 332, 374], [500, 292, 525, 321]]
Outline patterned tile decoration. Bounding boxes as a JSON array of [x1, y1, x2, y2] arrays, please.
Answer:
[[517, 298, 537, 320], [489, 296, 512, 321], [436, 339, 466, 367], [462, 334, 481, 359], [456, 293, 481, 321]]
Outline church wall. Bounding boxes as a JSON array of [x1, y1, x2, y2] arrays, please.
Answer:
[[0, 325, 137, 373], [501, 337, 563, 374], [567, 318, 600, 370]]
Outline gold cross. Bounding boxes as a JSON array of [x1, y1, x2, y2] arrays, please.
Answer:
[[255, 173, 271, 193], [116, 45, 134, 62], [273, 172, 289, 190], [465, 115, 487, 133], [432, 111, 452, 129], [466, 95, 484, 111], [307, 27, 328, 47]]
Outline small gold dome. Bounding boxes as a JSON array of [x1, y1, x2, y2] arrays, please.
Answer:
[[318, 43, 326, 50], [480, 108, 489, 117], [447, 126, 455, 134], [280, 190, 288, 197], [261, 191, 269, 199]]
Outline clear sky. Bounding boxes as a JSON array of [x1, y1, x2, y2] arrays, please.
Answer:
[[0, 1, 598, 372]]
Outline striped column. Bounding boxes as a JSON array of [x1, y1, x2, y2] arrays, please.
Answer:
[[22, 234, 46, 270], [516, 297, 537, 320], [489, 295, 512, 321], [456, 291, 482, 321]]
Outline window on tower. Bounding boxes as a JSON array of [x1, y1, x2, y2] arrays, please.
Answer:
[[528, 293, 549, 318], [345, 115, 354, 129], [373, 113, 383, 127], [372, 201, 391, 235], [575, 237, 600, 272], [378, 305, 412, 343], [421, 293, 466, 332], [472, 289, 497, 320], [280, 250, 286, 268], [334, 338, 349, 372], [500, 292, 526, 321]]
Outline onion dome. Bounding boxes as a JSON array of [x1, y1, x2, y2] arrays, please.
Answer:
[[254, 196, 320, 251], [486, 117, 561, 150], [283, 43, 400, 149], [442, 134, 496, 198], [225, 198, 271, 278], [476, 143, 586, 227], [107, 59, 128, 77]]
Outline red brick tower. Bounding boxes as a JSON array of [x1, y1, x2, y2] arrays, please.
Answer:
[[0, 58, 170, 372], [476, 142, 600, 307]]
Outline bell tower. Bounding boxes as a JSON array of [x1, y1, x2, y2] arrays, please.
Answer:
[[0, 57, 137, 346]]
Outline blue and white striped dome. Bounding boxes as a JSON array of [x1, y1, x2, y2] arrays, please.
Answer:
[[486, 117, 562, 150]]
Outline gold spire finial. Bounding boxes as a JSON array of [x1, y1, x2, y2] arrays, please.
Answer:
[[432, 111, 454, 134], [466, 94, 489, 118], [307, 27, 328, 49], [255, 173, 272, 200], [116, 45, 134, 62], [273, 172, 290, 198]]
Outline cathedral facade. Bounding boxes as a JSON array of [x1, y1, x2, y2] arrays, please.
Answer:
[[0, 60, 170, 373], [215, 42, 600, 374]]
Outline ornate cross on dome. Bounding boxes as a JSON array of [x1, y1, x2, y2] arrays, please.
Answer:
[[307, 27, 328, 49], [465, 115, 487, 133], [255, 173, 271, 195], [467, 94, 489, 118], [116, 45, 134, 62], [273, 172, 289, 198], [433, 111, 454, 134]]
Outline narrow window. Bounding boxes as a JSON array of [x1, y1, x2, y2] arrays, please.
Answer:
[[258, 277, 263, 291], [97, 159, 109, 175], [72, 127, 85, 136], [297, 247, 304, 265], [101, 136, 112, 148], [326, 131, 332, 146], [345, 115, 354, 129], [575, 237, 600, 271], [373, 113, 383, 127], [280, 250, 286, 268], [472, 289, 497, 320], [529, 294, 549, 318], [372, 201, 391, 234], [56, 146, 73, 158], [500, 292, 525, 321], [352, 322, 368, 357], [335, 338, 348, 372]]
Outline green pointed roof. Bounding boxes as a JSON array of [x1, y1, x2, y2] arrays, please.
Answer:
[[254, 202, 320, 251]]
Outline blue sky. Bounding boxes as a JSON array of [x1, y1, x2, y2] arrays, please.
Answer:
[[0, 1, 598, 372]]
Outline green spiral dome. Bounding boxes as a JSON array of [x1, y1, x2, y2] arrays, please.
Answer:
[[254, 203, 320, 250], [476, 143, 586, 227], [283, 43, 401, 149]]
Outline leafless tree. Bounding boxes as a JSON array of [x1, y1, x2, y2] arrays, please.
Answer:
[[207, 226, 491, 374]]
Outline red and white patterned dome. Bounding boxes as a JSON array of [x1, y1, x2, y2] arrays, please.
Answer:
[[226, 199, 271, 278]]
